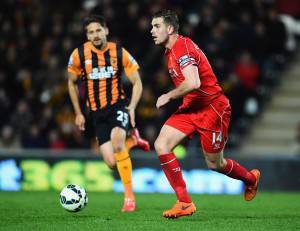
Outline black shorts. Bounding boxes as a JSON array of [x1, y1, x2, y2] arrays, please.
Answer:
[[90, 102, 129, 145]]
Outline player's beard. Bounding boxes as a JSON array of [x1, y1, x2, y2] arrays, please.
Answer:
[[93, 38, 105, 50], [93, 43, 102, 49]]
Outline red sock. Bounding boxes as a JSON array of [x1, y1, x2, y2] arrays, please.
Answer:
[[158, 153, 191, 203], [219, 158, 256, 186]]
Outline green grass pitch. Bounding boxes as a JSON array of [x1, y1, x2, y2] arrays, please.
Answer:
[[1, 192, 299, 231]]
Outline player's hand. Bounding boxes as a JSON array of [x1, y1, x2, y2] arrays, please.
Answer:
[[126, 105, 136, 128], [156, 94, 171, 109], [75, 114, 85, 131]]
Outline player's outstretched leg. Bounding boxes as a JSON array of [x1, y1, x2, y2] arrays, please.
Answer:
[[203, 151, 261, 201], [220, 159, 261, 201], [244, 169, 260, 201], [210, 156, 260, 201], [126, 128, 150, 152], [163, 201, 196, 219]]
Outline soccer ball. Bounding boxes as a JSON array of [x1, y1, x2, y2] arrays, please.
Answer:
[[59, 184, 88, 212]]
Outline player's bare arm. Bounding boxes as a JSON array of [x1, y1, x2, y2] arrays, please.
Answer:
[[156, 65, 200, 109], [126, 71, 143, 127], [68, 72, 85, 131]]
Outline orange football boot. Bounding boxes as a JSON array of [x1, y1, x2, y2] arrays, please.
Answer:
[[244, 169, 261, 201], [122, 198, 136, 212], [163, 201, 196, 219], [129, 128, 150, 152]]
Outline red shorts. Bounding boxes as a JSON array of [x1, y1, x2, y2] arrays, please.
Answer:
[[165, 95, 231, 153]]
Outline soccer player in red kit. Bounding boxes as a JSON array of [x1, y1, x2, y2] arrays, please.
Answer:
[[150, 9, 261, 219]]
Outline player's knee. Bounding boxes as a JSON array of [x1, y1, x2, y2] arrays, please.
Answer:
[[154, 139, 161, 153], [154, 138, 169, 154], [113, 145, 124, 153], [111, 140, 125, 153]]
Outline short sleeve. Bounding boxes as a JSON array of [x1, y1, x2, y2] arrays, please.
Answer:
[[172, 38, 198, 70], [67, 48, 82, 76], [122, 48, 140, 77]]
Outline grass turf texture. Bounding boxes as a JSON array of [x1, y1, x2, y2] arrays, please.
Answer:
[[1, 192, 299, 231]]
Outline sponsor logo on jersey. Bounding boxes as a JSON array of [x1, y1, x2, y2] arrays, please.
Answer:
[[89, 66, 115, 79]]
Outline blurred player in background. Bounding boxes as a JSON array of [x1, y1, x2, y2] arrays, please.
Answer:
[[150, 9, 261, 218], [68, 14, 149, 212]]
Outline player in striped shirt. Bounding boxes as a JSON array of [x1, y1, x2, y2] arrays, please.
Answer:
[[68, 14, 149, 212]]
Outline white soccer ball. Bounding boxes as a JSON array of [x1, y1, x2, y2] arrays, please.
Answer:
[[59, 184, 88, 212]]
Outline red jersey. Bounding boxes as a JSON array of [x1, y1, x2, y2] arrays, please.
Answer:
[[165, 35, 224, 108]]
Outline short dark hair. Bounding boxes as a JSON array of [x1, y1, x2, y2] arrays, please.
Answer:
[[83, 14, 107, 30], [153, 9, 179, 33]]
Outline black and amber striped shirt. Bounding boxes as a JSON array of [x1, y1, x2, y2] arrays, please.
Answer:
[[68, 41, 139, 111]]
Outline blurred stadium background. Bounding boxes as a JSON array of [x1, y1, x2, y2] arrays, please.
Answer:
[[0, 0, 300, 194]]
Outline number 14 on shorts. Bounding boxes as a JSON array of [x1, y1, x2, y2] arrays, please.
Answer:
[[212, 131, 222, 144]]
